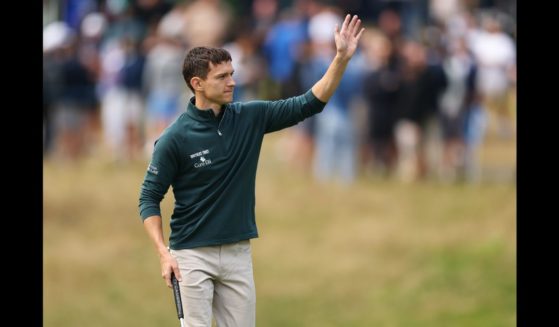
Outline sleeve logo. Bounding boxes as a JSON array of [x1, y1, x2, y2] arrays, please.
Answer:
[[147, 163, 159, 175]]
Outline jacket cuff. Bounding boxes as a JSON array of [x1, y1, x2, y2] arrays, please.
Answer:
[[140, 207, 161, 220], [304, 89, 327, 114]]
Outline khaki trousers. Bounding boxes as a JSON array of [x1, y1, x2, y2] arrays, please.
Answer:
[[171, 240, 256, 327]]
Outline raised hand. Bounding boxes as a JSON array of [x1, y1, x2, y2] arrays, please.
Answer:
[[334, 14, 365, 61]]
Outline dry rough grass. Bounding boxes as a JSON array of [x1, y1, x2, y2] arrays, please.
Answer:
[[44, 131, 516, 327]]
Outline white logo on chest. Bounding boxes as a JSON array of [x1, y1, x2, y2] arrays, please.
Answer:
[[190, 149, 212, 168]]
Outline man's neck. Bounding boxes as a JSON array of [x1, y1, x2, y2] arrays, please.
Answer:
[[194, 96, 222, 117]]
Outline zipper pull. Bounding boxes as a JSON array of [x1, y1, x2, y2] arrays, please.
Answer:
[[217, 106, 227, 136]]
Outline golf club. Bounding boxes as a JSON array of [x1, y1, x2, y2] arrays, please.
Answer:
[[171, 272, 185, 327]]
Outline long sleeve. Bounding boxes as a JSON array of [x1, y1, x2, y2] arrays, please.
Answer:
[[138, 133, 180, 220], [261, 89, 326, 133]]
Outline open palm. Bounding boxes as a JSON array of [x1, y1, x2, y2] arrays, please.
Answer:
[[335, 14, 365, 60]]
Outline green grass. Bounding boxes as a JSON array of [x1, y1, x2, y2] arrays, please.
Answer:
[[44, 131, 516, 326]]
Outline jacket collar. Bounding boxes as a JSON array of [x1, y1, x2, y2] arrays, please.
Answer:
[[186, 96, 226, 121]]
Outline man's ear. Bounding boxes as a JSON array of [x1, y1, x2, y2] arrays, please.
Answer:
[[191, 77, 203, 91]]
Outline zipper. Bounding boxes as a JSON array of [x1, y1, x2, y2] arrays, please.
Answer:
[[217, 106, 227, 136]]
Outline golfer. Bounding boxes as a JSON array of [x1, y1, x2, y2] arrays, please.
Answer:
[[139, 14, 365, 327]]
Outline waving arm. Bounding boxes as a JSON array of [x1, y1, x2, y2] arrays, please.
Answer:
[[311, 14, 365, 102]]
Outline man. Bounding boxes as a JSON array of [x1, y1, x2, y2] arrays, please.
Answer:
[[139, 14, 364, 326]]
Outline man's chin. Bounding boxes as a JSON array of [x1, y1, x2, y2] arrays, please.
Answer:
[[224, 93, 234, 103]]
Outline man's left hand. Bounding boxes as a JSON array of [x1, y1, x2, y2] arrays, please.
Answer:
[[334, 14, 365, 61]]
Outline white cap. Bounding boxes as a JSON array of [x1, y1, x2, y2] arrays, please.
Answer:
[[43, 21, 75, 52], [158, 10, 185, 41], [308, 11, 341, 44], [81, 12, 107, 39]]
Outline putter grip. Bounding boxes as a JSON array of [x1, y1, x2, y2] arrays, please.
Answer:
[[171, 272, 184, 319]]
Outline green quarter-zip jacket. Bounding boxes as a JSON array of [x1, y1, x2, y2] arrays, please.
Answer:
[[139, 89, 326, 250]]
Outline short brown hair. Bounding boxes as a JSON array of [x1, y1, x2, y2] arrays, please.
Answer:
[[182, 47, 232, 92]]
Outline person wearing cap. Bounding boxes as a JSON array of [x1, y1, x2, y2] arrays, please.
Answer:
[[139, 14, 365, 327]]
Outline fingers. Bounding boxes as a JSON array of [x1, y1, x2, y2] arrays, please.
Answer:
[[355, 27, 365, 41], [340, 14, 350, 33], [342, 14, 363, 38], [348, 14, 359, 32], [162, 270, 172, 288], [161, 251, 181, 288], [349, 16, 361, 37], [172, 266, 183, 283], [162, 262, 181, 289]]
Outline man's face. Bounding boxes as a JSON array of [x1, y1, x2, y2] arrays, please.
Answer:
[[199, 61, 236, 105]]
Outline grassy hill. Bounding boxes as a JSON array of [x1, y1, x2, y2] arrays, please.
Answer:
[[44, 131, 516, 326]]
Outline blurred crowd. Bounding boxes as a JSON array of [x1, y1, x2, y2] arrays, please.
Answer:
[[43, 0, 516, 184]]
